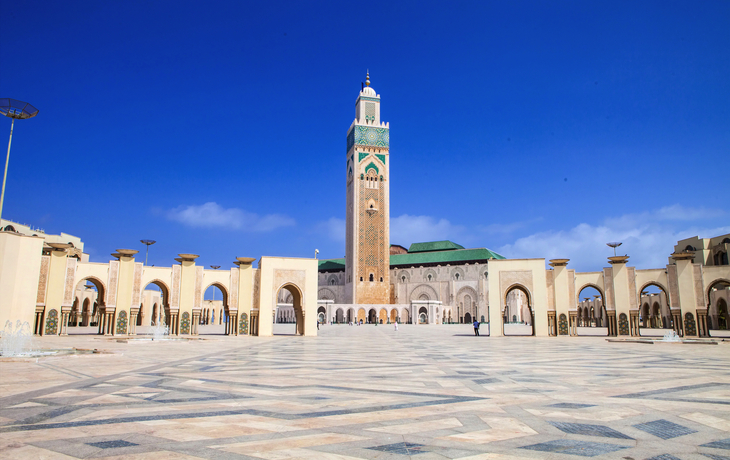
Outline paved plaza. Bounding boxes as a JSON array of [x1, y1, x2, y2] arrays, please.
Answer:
[[1, 325, 729, 460]]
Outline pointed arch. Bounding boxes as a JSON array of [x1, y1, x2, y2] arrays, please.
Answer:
[[409, 284, 439, 302]]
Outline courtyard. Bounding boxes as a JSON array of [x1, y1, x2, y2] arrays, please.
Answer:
[[1, 325, 729, 460]]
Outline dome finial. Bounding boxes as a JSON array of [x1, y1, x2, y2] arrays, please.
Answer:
[[366, 70, 370, 87]]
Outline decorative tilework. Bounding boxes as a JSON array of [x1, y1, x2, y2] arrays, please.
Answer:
[[701, 438, 730, 450], [115, 310, 128, 335], [619, 313, 630, 335], [633, 419, 697, 439], [358, 152, 369, 162], [358, 96, 380, 103], [702, 454, 730, 460], [36, 256, 50, 305], [44, 309, 58, 335], [549, 421, 633, 439], [87, 440, 139, 449], [181, 311, 190, 334], [62, 258, 77, 306], [364, 161, 379, 174], [559, 313, 568, 335], [685, 312, 697, 336], [375, 153, 386, 164], [520, 439, 628, 457], [239, 312, 248, 335], [365, 102, 375, 121], [367, 442, 428, 455], [473, 378, 499, 384], [353, 125, 389, 148], [549, 403, 596, 409]]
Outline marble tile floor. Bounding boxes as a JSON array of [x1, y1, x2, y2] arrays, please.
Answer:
[[1, 324, 729, 459]]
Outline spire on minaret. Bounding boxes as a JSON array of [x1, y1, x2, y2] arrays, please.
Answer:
[[366, 70, 370, 87]]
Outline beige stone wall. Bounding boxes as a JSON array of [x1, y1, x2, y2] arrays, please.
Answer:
[[0, 231, 44, 328], [257, 257, 319, 337]]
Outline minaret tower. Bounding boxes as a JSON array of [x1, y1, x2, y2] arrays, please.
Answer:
[[345, 72, 390, 304]]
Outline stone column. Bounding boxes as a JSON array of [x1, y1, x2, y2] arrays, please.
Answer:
[[629, 311, 639, 337], [60, 309, 70, 336], [671, 252, 699, 337], [549, 259, 571, 335], [606, 311, 617, 336]]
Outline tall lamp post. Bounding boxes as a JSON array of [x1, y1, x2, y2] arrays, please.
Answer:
[[0, 99, 39, 223], [141, 239, 156, 266], [607, 242, 622, 257]]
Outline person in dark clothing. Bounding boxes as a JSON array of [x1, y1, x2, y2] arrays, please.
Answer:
[[473, 320, 480, 336]]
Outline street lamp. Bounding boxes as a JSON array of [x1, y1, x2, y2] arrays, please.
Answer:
[[607, 242, 622, 257], [0, 99, 39, 223], [140, 239, 156, 266]]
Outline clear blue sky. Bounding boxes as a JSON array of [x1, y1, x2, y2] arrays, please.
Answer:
[[1, 0, 728, 272]]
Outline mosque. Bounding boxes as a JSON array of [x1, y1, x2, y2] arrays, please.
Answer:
[[1, 75, 729, 339]]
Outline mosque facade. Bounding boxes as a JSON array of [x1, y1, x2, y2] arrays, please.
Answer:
[[1, 76, 729, 340], [314, 75, 730, 338]]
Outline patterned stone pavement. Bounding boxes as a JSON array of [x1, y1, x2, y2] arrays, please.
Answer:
[[1, 324, 729, 459]]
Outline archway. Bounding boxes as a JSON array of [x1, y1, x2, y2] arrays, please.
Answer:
[[379, 308, 388, 324], [401, 308, 410, 324], [275, 284, 304, 335], [576, 285, 606, 328], [390, 309, 397, 323], [456, 286, 477, 324], [335, 307, 344, 324], [69, 297, 80, 327], [418, 307, 428, 324], [82, 298, 91, 327], [140, 280, 170, 331], [357, 308, 366, 324], [638, 283, 672, 331], [67, 278, 105, 335], [707, 280, 730, 336], [368, 308, 376, 324], [200, 283, 228, 334], [317, 306, 326, 324], [503, 285, 534, 336]]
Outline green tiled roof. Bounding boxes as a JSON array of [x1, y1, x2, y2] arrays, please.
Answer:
[[318, 247, 505, 272], [318, 258, 345, 271], [408, 240, 464, 253], [391, 247, 505, 266]]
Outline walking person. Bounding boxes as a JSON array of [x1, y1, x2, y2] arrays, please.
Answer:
[[394, 320, 399, 332], [473, 319, 480, 336]]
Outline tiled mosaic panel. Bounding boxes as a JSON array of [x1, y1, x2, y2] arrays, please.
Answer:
[[633, 419, 697, 439], [619, 313, 630, 335], [239, 312, 248, 334], [115, 310, 127, 335], [180, 311, 190, 334], [44, 309, 58, 335], [559, 313, 569, 335], [353, 125, 389, 148], [685, 312, 697, 336], [521, 439, 628, 457]]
